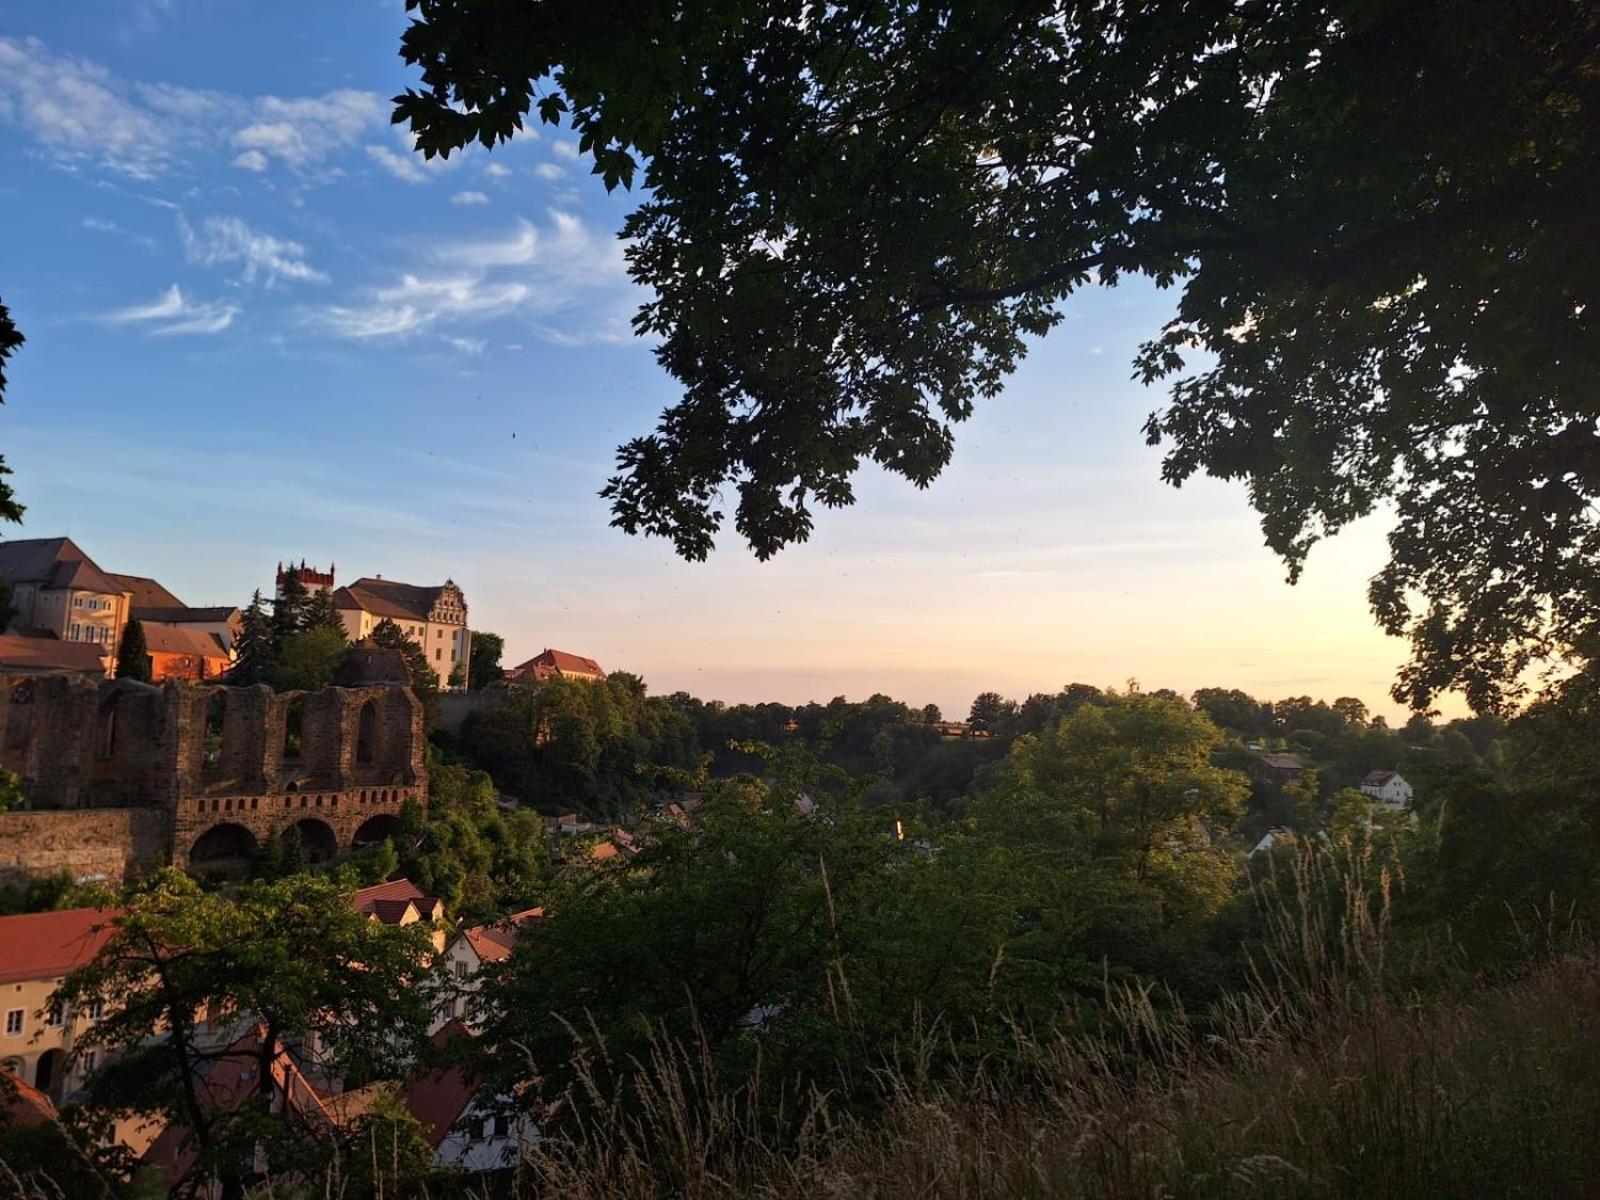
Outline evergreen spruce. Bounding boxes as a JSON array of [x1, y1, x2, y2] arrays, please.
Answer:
[[115, 619, 152, 682], [272, 567, 310, 643], [302, 586, 345, 635], [230, 590, 277, 686]]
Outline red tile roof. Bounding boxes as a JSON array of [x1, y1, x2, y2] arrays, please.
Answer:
[[507, 648, 605, 681], [0, 907, 120, 984], [140, 623, 230, 660], [0, 634, 109, 677], [107, 573, 184, 611], [352, 878, 425, 911], [352, 879, 442, 926], [0, 1063, 59, 1130], [402, 1020, 479, 1148]]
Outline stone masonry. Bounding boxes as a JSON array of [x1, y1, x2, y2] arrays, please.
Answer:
[[0, 675, 427, 884]]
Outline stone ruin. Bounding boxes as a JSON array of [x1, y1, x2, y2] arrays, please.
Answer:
[[0, 674, 428, 884]]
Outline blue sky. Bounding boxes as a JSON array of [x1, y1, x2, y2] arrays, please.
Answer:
[[0, 1, 1442, 721]]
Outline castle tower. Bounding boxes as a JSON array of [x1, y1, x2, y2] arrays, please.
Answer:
[[275, 559, 335, 598]]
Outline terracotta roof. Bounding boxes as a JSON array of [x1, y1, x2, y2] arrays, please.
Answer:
[[108, 573, 184, 611], [333, 577, 461, 623], [402, 1021, 479, 1148], [0, 907, 121, 984], [463, 925, 517, 964], [507, 648, 605, 681], [352, 878, 425, 912], [0, 537, 124, 597], [139, 623, 229, 660], [0, 634, 109, 676], [0, 1063, 60, 1130]]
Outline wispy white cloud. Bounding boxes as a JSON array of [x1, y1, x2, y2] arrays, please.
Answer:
[[551, 141, 580, 160], [0, 36, 385, 179], [180, 215, 327, 285], [451, 190, 490, 206], [483, 162, 512, 179], [309, 210, 636, 345], [446, 336, 487, 354], [106, 284, 238, 335], [366, 144, 427, 183], [533, 162, 565, 181]]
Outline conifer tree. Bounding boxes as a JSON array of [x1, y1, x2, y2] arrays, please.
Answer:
[[229, 591, 277, 687], [301, 586, 345, 635], [115, 619, 152, 683], [272, 567, 309, 643]]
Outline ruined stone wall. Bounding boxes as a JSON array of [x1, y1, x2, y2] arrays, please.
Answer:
[[0, 675, 428, 880], [0, 808, 170, 887]]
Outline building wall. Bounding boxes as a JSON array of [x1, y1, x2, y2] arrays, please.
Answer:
[[0, 977, 102, 1100], [149, 649, 231, 683]]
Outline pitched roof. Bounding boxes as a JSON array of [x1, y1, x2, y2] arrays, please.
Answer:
[[333, 578, 458, 623], [0, 907, 120, 984], [463, 925, 518, 964], [132, 605, 241, 626], [508, 648, 605, 681], [352, 878, 425, 911], [140, 623, 229, 660], [0, 537, 124, 596], [352, 878, 442, 926], [1361, 769, 1400, 786], [1256, 753, 1306, 770], [0, 634, 109, 676], [108, 573, 184, 611], [402, 1021, 479, 1148]]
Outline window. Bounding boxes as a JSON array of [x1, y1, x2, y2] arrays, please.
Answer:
[[73, 597, 83, 609], [81, 1049, 98, 1072], [468, 1117, 486, 1142], [46, 1003, 62, 1028], [435, 648, 442, 661], [454, 961, 469, 981], [492, 1114, 510, 1138], [87, 1001, 102, 1021], [4, 1010, 22, 1036], [69, 623, 80, 641], [436, 628, 444, 638], [355, 700, 376, 765]]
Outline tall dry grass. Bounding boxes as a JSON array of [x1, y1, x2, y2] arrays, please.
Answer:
[[511, 836, 1600, 1200]]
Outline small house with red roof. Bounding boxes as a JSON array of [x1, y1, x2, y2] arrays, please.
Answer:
[[0, 907, 120, 1101], [504, 648, 606, 684], [402, 1020, 534, 1173]]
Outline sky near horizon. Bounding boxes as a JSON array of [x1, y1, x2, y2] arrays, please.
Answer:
[[0, 2, 1454, 723]]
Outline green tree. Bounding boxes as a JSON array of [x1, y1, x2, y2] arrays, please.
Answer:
[[57, 872, 439, 1200], [300, 586, 345, 634], [467, 629, 504, 690], [967, 691, 1014, 730], [395, 2, 1599, 712], [272, 569, 310, 643], [113, 619, 151, 683], [369, 617, 439, 727], [227, 590, 277, 687], [270, 626, 350, 692], [1008, 689, 1247, 916]]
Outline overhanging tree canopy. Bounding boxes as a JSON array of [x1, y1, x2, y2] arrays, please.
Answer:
[[394, 0, 1599, 711]]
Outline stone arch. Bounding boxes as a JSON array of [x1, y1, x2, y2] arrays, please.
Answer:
[[355, 699, 377, 765], [352, 812, 403, 850], [189, 822, 258, 868], [293, 818, 339, 863]]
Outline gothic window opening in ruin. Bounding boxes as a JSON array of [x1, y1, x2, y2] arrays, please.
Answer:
[[283, 696, 304, 760], [204, 693, 226, 768], [356, 699, 377, 765], [5, 683, 32, 752], [96, 697, 119, 761]]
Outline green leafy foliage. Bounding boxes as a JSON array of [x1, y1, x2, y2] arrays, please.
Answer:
[[270, 625, 351, 692], [0, 296, 25, 526], [466, 629, 504, 690], [56, 871, 440, 1196], [370, 617, 439, 726], [394, 1, 1600, 710]]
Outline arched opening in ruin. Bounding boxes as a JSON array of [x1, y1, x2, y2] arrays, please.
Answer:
[[5, 681, 33, 754], [34, 1048, 63, 1097], [294, 818, 339, 864], [355, 700, 377, 765], [282, 696, 304, 760], [96, 695, 119, 761], [204, 692, 226, 769], [188, 822, 259, 870], [352, 812, 403, 851]]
